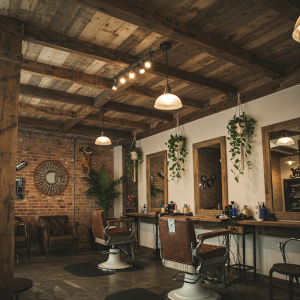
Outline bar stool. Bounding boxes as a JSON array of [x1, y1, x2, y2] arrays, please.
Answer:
[[14, 278, 33, 300], [269, 238, 300, 300]]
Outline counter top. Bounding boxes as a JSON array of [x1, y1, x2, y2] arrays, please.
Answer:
[[236, 220, 300, 228]]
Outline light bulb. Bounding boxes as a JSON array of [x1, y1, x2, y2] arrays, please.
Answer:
[[139, 67, 145, 74], [112, 85, 117, 90], [145, 61, 151, 68], [129, 71, 135, 79], [120, 77, 126, 84], [288, 160, 293, 165]]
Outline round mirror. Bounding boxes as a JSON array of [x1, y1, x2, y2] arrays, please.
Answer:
[[46, 172, 57, 184]]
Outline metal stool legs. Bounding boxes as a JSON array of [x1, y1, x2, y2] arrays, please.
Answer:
[[269, 267, 274, 300]]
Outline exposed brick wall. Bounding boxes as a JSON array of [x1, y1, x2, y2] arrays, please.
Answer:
[[198, 149, 222, 209], [271, 155, 283, 212], [15, 132, 114, 251]]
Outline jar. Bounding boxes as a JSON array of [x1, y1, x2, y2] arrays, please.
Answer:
[[241, 205, 250, 217]]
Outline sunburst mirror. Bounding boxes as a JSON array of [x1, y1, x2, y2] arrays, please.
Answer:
[[34, 160, 69, 196]]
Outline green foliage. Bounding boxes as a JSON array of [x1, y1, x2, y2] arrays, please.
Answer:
[[227, 112, 256, 183], [82, 167, 123, 216], [165, 134, 188, 184], [125, 146, 143, 179]]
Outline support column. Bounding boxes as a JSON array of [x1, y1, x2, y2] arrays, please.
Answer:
[[0, 16, 23, 293]]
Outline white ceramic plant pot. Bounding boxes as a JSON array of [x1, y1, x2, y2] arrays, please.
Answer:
[[175, 141, 184, 151], [130, 151, 138, 160], [235, 123, 244, 136]]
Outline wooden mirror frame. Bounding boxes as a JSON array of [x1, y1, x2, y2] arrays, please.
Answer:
[[146, 150, 168, 212], [262, 117, 300, 220], [193, 136, 228, 216]]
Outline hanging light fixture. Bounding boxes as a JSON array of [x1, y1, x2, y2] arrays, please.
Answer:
[[95, 111, 111, 146], [277, 132, 294, 146], [120, 76, 126, 84], [292, 17, 300, 42], [285, 154, 296, 165], [112, 76, 117, 90], [139, 63, 145, 74], [129, 70, 135, 79], [154, 42, 182, 110]]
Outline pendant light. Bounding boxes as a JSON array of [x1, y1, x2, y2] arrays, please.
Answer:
[[285, 154, 296, 165], [95, 111, 111, 146], [277, 132, 294, 146], [293, 16, 300, 42], [154, 42, 182, 110]]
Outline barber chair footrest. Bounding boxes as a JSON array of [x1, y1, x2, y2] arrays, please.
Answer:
[[98, 248, 132, 271], [165, 274, 220, 300]]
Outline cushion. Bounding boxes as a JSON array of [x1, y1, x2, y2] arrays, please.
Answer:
[[107, 228, 132, 237], [198, 244, 226, 260], [39, 215, 69, 236], [49, 235, 75, 247]]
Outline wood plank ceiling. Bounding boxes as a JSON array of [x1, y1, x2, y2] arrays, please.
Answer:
[[1, 0, 300, 143]]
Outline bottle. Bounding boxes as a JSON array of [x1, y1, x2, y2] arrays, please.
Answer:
[[170, 201, 174, 214], [161, 201, 165, 214], [241, 205, 250, 217], [228, 204, 232, 217], [143, 204, 147, 213], [262, 203, 267, 221], [255, 202, 262, 221], [232, 205, 236, 218], [183, 204, 188, 215], [224, 203, 229, 217]]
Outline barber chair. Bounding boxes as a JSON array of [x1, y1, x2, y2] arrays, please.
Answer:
[[159, 217, 230, 300], [91, 210, 136, 270]]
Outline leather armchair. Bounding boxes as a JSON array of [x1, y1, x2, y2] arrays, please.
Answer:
[[37, 215, 79, 258], [159, 217, 230, 300], [91, 210, 135, 270], [14, 216, 31, 259]]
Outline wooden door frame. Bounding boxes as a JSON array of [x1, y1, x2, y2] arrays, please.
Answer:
[[262, 117, 300, 220], [193, 136, 228, 216]]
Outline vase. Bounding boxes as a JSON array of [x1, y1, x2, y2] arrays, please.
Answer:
[[175, 141, 184, 151], [235, 123, 244, 136], [130, 151, 138, 160]]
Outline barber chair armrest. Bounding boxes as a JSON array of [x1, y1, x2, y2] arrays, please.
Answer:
[[107, 218, 135, 223], [197, 229, 230, 241], [65, 222, 79, 237]]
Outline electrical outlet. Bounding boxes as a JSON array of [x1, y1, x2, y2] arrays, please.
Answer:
[[272, 243, 276, 251], [277, 242, 282, 252]]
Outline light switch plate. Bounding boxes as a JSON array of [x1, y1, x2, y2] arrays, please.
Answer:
[[168, 219, 175, 232]]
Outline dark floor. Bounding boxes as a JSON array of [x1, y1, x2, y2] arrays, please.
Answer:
[[14, 249, 300, 300]]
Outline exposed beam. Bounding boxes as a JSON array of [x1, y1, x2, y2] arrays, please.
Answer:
[[103, 102, 174, 121], [259, 0, 300, 22], [19, 102, 77, 119], [68, 0, 285, 78], [20, 84, 95, 107], [271, 146, 298, 155], [20, 19, 237, 94], [18, 116, 132, 138], [64, 107, 98, 130], [119, 68, 300, 145]]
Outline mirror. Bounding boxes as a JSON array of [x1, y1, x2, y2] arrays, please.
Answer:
[[147, 150, 168, 212], [45, 172, 57, 184], [193, 136, 228, 215], [262, 118, 300, 219]]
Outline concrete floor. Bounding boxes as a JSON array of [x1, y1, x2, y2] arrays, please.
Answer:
[[14, 249, 300, 300]]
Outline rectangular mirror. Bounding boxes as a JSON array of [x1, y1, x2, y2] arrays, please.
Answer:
[[262, 117, 300, 220], [193, 136, 228, 215], [147, 150, 168, 212]]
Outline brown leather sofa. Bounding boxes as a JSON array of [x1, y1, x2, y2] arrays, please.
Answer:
[[91, 210, 135, 270], [14, 216, 31, 259], [37, 215, 79, 258], [159, 216, 230, 300]]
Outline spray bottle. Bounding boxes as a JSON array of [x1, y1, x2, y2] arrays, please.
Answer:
[[255, 202, 262, 221], [262, 203, 267, 221]]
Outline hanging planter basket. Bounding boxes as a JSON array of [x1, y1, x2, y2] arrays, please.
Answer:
[[165, 118, 188, 185], [227, 93, 256, 183]]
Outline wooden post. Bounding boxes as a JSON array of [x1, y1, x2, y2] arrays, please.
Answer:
[[0, 16, 23, 293]]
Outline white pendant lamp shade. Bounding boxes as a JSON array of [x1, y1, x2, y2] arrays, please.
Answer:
[[95, 132, 112, 145], [285, 157, 296, 165], [293, 16, 300, 42], [154, 84, 182, 110], [277, 132, 294, 146]]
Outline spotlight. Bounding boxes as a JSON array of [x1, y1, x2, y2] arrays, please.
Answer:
[[145, 60, 151, 68], [139, 63, 145, 74], [120, 77, 126, 84], [129, 71, 135, 79], [112, 77, 117, 90]]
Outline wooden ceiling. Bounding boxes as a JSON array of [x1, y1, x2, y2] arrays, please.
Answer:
[[1, 0, 300, 143]]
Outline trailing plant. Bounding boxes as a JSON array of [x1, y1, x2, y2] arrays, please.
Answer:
[[125, 146, 143, 179], [83, 167, 123, 217], [227, 108, 256, 183], [165, 134, 188, 184]]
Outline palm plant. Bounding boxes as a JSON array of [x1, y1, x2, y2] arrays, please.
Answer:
[[83, 167, 123, 217]]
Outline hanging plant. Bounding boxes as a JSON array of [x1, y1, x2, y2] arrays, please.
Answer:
[[165, 119, 188, 184], [125, 135, 143, 181], [227, 93, 256, 183]]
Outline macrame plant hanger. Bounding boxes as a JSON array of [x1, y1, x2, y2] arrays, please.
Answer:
[[130, 134, 138, 182], [235, 92, 245, 171]]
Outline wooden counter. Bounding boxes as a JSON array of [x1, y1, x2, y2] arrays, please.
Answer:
[[237, 220, 300, 228]]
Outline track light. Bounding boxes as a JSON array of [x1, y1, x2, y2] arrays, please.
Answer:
[[120, 77, 126, 84], [112, 77, 117, 90], [145, 60, 151, 68], [139, 63, 145, 74], [129, 71, 135, 79]]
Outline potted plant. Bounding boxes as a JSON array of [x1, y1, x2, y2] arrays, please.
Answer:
[[227, 112, 256, 183], [125, 146, 143, 182], [165, 134, 188, 184]]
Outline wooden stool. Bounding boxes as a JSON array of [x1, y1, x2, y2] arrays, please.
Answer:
[[0, 287, 13, 300], [269, 263, 300, 300], [14, 278, 33, 300]]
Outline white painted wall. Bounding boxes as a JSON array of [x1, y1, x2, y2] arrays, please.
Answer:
[[114, 85, 300, 278]]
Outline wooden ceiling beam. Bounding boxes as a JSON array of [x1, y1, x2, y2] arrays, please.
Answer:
[[259, 0, 300, 22], [20, 84, 95, 107], [67, 0, 285, 79], [103, 102, 174, 121], [119, 68, 300, 145], [18, 116, 132, 138], [271, 146, 298, 155], [20, 20, 237, 95]]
